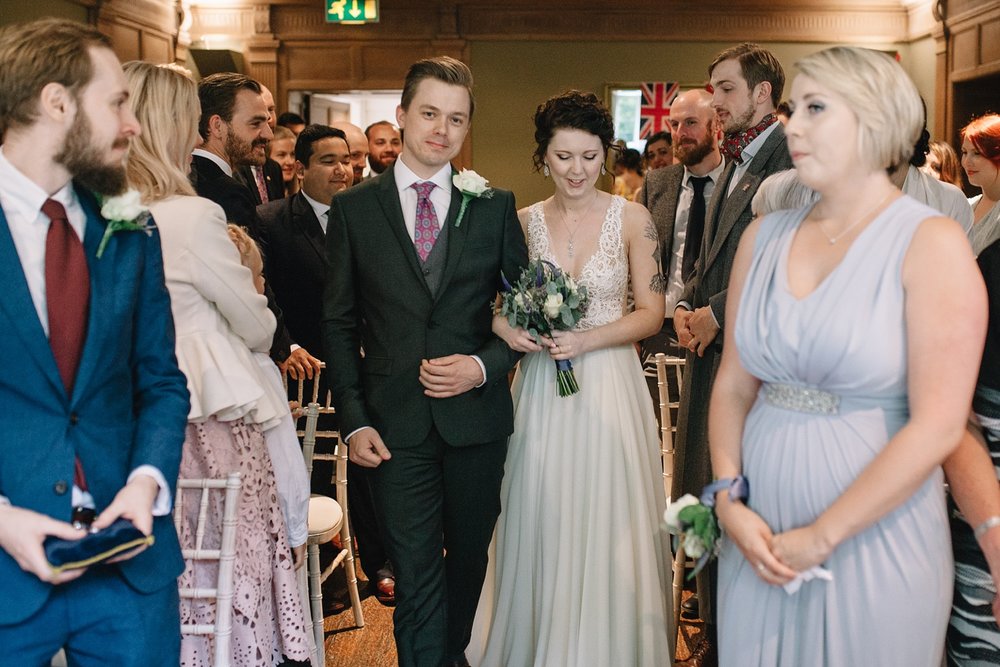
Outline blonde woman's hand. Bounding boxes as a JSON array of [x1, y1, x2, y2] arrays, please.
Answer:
[[717, 499, 797, 586], [770, 524, 834, 573]]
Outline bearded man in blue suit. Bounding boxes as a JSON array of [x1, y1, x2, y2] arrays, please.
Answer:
[[0, 19, 189, 665]]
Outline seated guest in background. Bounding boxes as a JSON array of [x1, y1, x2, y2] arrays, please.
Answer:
[[277, 111, 306, 136], [644, 129, 673, 170], [890, 114, 973, 233], [331, 120, 371, 185], [612, 147, 644, 201], [750, 168, 819, 219], [270, 125, 300, 197], [237, 83, 285, 205], [0, 19, 189, 665], [924, 140, 965, 190], [961, 114, 1000, 255], [193, 72, 322, 381], [712, 45, 984, 666], [365, 119, 402, 176], [943, 235, 1000, 666], [124, 61, 311, 666]]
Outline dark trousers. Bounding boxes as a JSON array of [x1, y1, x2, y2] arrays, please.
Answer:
[[347, 460, 388, 576], [371, 427, 508, 667], [0, 568, 180, 667]]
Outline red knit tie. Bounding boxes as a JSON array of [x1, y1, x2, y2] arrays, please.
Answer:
[[42, 198, 91, 495]]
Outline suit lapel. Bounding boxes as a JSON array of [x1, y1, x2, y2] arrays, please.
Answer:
[[375, 169, 431, 295], [433, 183, 468, 303], [291, 193, 328, 266], [704, 125, 787, 272], [71, 186, 113, 402], [0, 204, 64, 397]]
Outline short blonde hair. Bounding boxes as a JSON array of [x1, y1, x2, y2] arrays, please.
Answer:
[[795, 47, 922, 173], [123, 61, 198, 201], [752, 169, 819, 218]]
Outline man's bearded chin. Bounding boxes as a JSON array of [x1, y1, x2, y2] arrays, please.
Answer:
[[55, 115, 128, 196], [677, 137, 714, 167]]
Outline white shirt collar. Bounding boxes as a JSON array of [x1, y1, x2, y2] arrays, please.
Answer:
[[301, 191, 330, 225], [192, 148, 233, 178], [737, 120, 780, 166], [0, 149, 79, 231], [394, 156, 453, 195], [683, 158, 726, 188]]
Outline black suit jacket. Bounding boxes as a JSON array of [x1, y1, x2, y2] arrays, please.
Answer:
[[256, 193, 328, 358], [190, 153, 293, 360], [190, 154, 258, 231], [322, 168, 527, 449], [238, 159, 285, 205]]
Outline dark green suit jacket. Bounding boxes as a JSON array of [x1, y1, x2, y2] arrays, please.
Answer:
[[322, 168, 527, 449]]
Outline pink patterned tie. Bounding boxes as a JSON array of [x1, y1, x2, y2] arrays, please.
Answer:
[[411, 181, 439, 262], [253, 165, 269, 204]]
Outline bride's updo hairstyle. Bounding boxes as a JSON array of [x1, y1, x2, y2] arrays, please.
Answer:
[[794, 46, 922, 174], [532, 90, 616, 173]]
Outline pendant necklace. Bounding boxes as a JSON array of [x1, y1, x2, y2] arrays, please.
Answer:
[[556, 193, 599, 258], [816, 191, 894, 245]]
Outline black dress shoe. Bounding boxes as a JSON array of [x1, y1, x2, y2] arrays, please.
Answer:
[[442, 654, 471, 667]]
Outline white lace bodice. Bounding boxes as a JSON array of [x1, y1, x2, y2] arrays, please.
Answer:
[[528, 195, 628, 330]]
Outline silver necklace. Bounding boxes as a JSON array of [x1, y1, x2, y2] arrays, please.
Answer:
[[555, 193, 599, 258], [816, 192, 894, 245]]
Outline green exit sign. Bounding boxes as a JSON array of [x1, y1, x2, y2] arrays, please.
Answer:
[[326, 0, 379, 23]]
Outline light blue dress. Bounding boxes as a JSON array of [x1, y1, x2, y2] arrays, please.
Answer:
[[719, 196, 953, 666]]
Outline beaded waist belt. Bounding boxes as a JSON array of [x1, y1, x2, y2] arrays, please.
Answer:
[[761, 382, 908, 416]]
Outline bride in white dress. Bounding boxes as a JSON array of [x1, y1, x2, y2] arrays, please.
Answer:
[[471, 90, 673, 666]]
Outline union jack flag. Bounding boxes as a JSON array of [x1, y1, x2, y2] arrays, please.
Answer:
[[639, 81, 680, 139]]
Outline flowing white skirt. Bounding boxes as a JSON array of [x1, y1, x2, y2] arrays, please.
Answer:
[[470, 344, 673, 667]]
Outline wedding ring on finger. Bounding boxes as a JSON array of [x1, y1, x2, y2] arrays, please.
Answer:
[[757, 562, 767, 573]]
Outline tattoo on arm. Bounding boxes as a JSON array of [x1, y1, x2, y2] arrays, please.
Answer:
[[644, 218, 667, 294]]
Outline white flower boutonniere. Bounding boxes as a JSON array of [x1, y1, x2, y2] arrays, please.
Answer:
[[452, 169, 494, 227], [96, 190, 154, 258]]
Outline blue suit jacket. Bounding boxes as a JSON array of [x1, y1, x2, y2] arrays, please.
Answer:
[[0, 186, 190, 625]]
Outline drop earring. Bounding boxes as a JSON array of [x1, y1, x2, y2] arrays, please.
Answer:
[[543, 164, 550, 177], [601, 164, 607, 176]]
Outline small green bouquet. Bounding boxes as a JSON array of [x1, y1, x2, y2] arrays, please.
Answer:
[[497, 259, 589, 396], [664, 494, 720, 579]]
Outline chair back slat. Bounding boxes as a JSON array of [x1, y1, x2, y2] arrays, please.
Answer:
[[175, 472, 242, 667]]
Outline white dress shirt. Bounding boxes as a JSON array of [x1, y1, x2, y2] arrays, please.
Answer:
[[0, 150, 170, 514], [301, 191, 330, 235], [393, 156, 454, 238], [665, 160, 726, 313]]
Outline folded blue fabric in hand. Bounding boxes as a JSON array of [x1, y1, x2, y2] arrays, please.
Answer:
[[44, 518, 154, 575]]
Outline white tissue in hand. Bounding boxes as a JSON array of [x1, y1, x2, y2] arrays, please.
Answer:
[[783, 565, 834, 594]]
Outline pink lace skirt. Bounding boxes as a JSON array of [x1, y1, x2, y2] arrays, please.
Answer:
[[178, 417, 310, 667]]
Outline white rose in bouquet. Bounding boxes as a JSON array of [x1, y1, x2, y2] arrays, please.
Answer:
[[663, 493, 699, 532], [543, 293, 564, 319], [683, 532, 706, 559]]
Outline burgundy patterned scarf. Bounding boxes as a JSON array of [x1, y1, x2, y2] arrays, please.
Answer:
[[721, 113, 778, 165]]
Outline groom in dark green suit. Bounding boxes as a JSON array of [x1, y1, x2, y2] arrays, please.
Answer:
[[323, 57, 527, 667]]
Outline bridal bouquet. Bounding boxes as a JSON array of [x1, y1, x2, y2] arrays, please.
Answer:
[[498, 259, 588, 397], [664, 494, 720, 579]]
